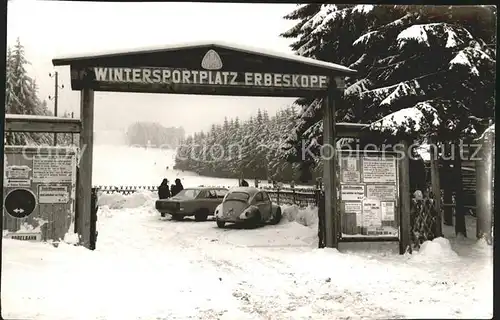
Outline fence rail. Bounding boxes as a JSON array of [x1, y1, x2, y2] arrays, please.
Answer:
[[94, 185, 472, 211], [94, 185, 319, 207]]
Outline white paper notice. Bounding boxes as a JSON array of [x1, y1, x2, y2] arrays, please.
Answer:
[[347, 158, 357, 171], [345, 202, 362, 213], [5, 166, 31, 187], [341, 184, 365, 201], [32, 155, 74, 183], [38, 185, 69, 204], [381, 201, 395, 221], [362, 199, 382, 227], [366, 184, 397, 201], [6, 165, 30, 178], [362, 157, 397, 183], [341, 157, 361, 183], [342, 171, 361, 183]]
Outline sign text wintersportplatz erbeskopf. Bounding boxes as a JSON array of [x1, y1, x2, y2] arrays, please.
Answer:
[[92, 67, 329, 89]]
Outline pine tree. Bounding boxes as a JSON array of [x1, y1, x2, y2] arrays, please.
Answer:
[[282, 5, 495, 157], [173, 106, 302, 182], [5, 38, 54, 145]]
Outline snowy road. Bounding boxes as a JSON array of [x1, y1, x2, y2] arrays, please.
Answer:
[[3, 193, 493, 320]]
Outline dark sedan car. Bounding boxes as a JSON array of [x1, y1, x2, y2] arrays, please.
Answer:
[[214, 187, 282, 228], [155, 187, 228, 221]]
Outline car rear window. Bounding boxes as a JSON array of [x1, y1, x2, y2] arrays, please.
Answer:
[[176, 189, 201, 198], [213, 189, 228, 198], [225, 192, 249, 202]]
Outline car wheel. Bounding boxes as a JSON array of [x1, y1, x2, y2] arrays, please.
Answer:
[[195, 210, 209, 222], [248, 210, 262, 228], [171, 214, 183, 221], [269, 207, 282, 225], [216, 219, 226, 228]]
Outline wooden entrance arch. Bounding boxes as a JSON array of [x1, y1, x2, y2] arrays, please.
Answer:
[[52, 41, 356, 249]]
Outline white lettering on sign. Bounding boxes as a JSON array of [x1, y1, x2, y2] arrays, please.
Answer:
[[93, 67, 329, 89], [38, 185, 69, 204], [32, 155, 74, 183]]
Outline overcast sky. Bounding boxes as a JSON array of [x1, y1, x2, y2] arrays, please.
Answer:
[[7, 0, 299, 140]]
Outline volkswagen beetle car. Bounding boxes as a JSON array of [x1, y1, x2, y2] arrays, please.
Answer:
[[155, 187, 228, 221], [214, 187, 282, 228]]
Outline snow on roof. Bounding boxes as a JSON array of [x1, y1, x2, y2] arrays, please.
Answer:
[[52, 40, 356, 75], [5, 114, 80, 122]]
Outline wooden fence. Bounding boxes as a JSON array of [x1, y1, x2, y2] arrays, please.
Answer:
[[94, 185, 319, 207]]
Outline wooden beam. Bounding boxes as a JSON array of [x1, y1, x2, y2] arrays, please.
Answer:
[[5, 114, 81, 133], [76, 88, 94, 249], [476, 129, 494, 244], [322, 86, 338, 249], [399, 139, 411, 254], [336, 123, 370, 138], [429, 139, 443, 236]]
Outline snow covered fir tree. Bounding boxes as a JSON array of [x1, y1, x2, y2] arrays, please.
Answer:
[[125, 122, 185, 148], [281, 4, 495, 165], [279, 4, 495, 237], [4, 38, 74, 146], [174, 107, 301, 182]]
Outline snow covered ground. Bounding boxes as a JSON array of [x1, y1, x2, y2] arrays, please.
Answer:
[[92, 144, 241, 187], [3, 190, 493, 319], [92, 144, 309, 188]]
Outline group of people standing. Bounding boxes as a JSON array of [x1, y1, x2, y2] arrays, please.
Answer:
[[158, 178, 184, 199]]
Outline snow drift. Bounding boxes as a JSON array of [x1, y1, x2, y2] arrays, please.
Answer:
[[97, 190, 157, 209], [281, 204, 318, 227]]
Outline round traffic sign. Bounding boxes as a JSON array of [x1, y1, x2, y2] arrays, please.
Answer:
[[4, 188, 37, 219]]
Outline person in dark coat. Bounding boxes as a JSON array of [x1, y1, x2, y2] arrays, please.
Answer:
[[171, 178, 184, 196], [170, 184, 177, 196], [240, 178, 249, 187], [158, 179, 171, 199]]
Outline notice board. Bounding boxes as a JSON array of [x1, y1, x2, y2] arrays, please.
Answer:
[[3, 146, 77, 242], [338, 151, 399, 237]]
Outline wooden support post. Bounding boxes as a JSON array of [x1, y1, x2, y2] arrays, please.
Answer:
[[442, 143, 454, 226], [322, 86, 338, 249], [399, 139, 411, 254], [453, 142, 467, 237], [429, 138, 443, 237], [76, 88, 95, 249], [476, 129, 494, 244]]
